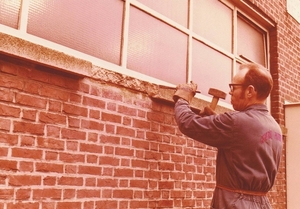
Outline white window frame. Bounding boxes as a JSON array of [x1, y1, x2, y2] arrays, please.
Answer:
[[0, 0, 274, 109]]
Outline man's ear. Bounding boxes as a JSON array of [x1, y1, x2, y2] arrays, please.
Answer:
[[247, 85, 256, 98]]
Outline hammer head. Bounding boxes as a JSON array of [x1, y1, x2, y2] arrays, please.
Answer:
[[208, 88, 226, 100]]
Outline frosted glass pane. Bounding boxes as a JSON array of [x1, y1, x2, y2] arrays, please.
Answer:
[[0, 0, 21, 29], [193, 0, 232, 52], [192, 40, 232, 103], [27, 0, 123, 65], [128, 6, 187, 84], [237, 16, 266, 66], [137, 0, 188, 27]]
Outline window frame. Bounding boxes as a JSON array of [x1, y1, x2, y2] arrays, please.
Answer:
[[0, 0, 274, 109]]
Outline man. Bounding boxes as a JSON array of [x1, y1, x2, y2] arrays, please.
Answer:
[[173, 63, 283, 209]]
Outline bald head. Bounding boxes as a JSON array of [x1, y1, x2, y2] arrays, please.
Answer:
[[239, 63, 273, 100]]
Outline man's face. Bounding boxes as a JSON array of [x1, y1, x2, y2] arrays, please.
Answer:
[[229, 68, 249, 111]]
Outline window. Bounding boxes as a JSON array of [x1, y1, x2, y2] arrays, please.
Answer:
[[127, 6, 188, 84], [0, 0, 271, 105], [27, 0, 124, 65], [237, 14, 267, 66], [0, 0, 21, 29]]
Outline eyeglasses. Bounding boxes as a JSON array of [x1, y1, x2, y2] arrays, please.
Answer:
[[229, 83, 247, 91]]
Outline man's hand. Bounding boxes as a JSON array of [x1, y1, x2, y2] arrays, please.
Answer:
[[173, 81, 198, 104]]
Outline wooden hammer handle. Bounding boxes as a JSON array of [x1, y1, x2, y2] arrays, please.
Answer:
[[210, 97, 219, 110]]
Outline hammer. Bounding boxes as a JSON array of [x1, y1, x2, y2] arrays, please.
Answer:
[[208, 88, 226, 110]]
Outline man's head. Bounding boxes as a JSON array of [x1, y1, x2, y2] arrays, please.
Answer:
[[229, 63, 273, 111]]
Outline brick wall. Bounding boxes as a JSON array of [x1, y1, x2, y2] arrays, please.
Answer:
[[0, 57, 220, 209], [1, 0, 299, 208]]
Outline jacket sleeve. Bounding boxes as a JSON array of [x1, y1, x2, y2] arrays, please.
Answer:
[[174, 99, 235, 148]]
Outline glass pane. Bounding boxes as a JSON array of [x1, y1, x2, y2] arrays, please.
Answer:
[[192, 40, 232, 103], [27, 0, 123, 65], [0, 0, 21, 29], [237, 15, 266, 66], [137, 0, 188, 27], [193, 0, 232, 52], [128, 6, 187, 84]]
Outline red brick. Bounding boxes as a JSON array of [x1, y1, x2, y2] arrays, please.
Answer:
[[86, 178, 96, 186], [37, 137, 64, 150], [39, 111, 66, 125], [130, 201, 148, 208], [70, 93, 82, 103], [130, 180, 148, 189], [81, 119, 104, 131], [100, 135, 120, 144], [114, 168, 134, 177], [43, 176, 56, 186], [16, 189, 31, 200], [133, 119, 151, 130], [99, 156, 120, 166], [57, 202, 81, 209], [0, 103, 20, 117], [0, 133, 17, 145], [157, 200, 173, 208], [80, 143, 103, 153], [83, 96, 106, 108], [63, 103, 88, 116], [0, 74, 23, 90], [19, 161, 33, 172], [113, 190, 133, 198], [77, 189, 100, 198], [96, 200, 118, 209], [97, 178, 118, 187], [33, 189, 61, 200], [102, 88, 123, 101], [118, 105, 137, 116], [15, 93, 47, 109], [131, 159, 148, 169], [0, 189, 14, 200], [39, 86, 69, 101], [22, 109, 37, 121], [101, 112, 121, 123], [58, 176, 83, 186], [89, 109, 100, 119], [46, 125, 60, 137], [41, 202, 56, 209], [0, 118, 10, 131], [116, 126, 135, 137], [68, 116, 80, 128], [115, 147, 134, 156], [12, 148, 42, 160], [59, 152, 84, 163], [9, 175, 41, 186], [78, 165, 101, 175], [36, 162, 63, 173], [13, 121, 45, 135], [158, 181, 174, 189], [7, 202, 39, 209], [0, 88, 14, 102], [0, 147, 8, 157], [61, 128, 86, 140], [63, 189, 76, 199]]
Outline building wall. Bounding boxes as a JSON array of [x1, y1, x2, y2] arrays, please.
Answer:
[[0, 55, 218, 209], [0, 0, 299, 209]]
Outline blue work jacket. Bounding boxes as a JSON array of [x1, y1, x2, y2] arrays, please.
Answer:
[[174, 99, 283, 208]]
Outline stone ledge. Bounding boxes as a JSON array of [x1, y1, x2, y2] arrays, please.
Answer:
[[0, 32, 91, 77]]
